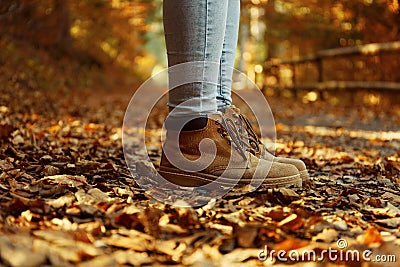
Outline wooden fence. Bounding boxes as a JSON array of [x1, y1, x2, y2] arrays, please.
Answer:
[[264, 41, 400, 92]]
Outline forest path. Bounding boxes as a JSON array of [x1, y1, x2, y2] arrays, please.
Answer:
[[0, 86, 399, 266]]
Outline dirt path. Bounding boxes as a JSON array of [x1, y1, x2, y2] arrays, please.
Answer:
[[0, 86, 399, 266]]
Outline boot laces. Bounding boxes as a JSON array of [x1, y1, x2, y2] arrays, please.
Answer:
[[238, 113, 263, 154], [216, 113, 253, 160]]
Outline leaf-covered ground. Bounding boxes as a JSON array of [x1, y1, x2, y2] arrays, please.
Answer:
[[0, 86, 400, 267]]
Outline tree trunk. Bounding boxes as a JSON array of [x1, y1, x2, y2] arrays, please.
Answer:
[[0, 0, 72, 52]]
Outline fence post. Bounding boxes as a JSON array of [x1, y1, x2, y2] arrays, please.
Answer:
[[317, 57, 323, 83], [291, 63, 297, 98], [317, 57, 325, 100]]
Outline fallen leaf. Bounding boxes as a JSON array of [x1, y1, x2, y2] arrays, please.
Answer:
[[113, 250, 152, 266], [46, 194, 76, 208], [0, 235, 46, 267], [376, 217, 400, 228], [102, 235, 150, 251], [275, 237, 309, 251], [75, 188, 112, 205], [357, 228, 383, 246], [312, 228, 338, 243], [235, 224, 259, 248], [36, 175, 88, 187]]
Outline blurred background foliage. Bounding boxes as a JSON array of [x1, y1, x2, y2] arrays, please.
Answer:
[[0, 0, 399, 91]]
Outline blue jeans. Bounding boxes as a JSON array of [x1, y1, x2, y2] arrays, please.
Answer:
[[163, 0, 240, 117]]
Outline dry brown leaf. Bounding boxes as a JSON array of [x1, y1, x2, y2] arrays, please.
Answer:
[[274, 237, 310, 251], [112, 228, 154, 242], [41, 165, 60, 176], [102, 235, 150, 251], [113, 250, 152, 266], [46, 194, 75, 208], [155, 240, 186, 261], [75, 188, 112, 204], [160, 223, 189, 234], [36, 175, 88, 187], [235, 224, 259, 248], [312, 228, 338, 243], [33, 239, 82, 263], [367, 197, 384, 208], [357, 228, 383, 246], [77, 255, 118, 267], [265, 207, 287, 221], [277, 188, 300, 198], [0, 235, 46, 267], [0, 124, 14, 139], [0, 159, 14, 171], [278, 213, 304, 230], [181, 247, 217, 266], [364, 202, 400, 217], [33, 230, 102, 262], [221, 248, 260, 264], [376, 217, 400, 228]]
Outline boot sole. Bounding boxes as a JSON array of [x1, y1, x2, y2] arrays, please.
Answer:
[[158, 166, 302, 188], [299, 170, 310, 181]]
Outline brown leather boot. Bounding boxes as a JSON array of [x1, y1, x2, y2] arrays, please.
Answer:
[[159, 113, 301, 188], [222, 106, 310, 182]]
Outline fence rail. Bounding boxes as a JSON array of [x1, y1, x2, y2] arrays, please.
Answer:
[[264, 41, 400, 92]]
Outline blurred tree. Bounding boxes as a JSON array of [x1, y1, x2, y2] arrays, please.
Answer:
[[241, 0, 400, 60], [0, 0, 72, 50], [237, 0, 400, 84], [1, 0, 399, 86], [0, 0, 156, 77]]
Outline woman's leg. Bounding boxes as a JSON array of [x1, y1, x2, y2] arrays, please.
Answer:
[[160, 0, 303, 189], [217, 0, 240, 110], [163, 0, 229, 117]]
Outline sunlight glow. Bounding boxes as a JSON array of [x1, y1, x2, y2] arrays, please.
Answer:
[[254, 64, 263, 73]]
